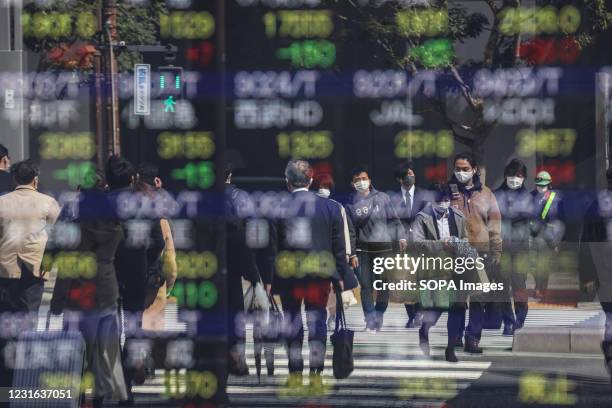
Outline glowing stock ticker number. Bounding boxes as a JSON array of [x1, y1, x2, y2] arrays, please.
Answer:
[[39, 132, 95, 160], [159, 11, 215, 39], [157, 132, 215, 160], [396, 8, 448, 37], [498, 5, 581, 36], [164, 370, 218, 399], [518, 372, 576, 405], [171, 161, 215, 189], [537, 160, 576, 184], [42, 252, 97, 279], [275, 251, 336, 279], [22, 11, 97, 39], [276, 40, 336, 69], [171, 281, 218, 309], [277, 130, 334, 159], [397, 377, 458, 400], [263, 10, 334, 38], [173, 251, 218, 279], [516, 128, 576, 157], [394, 130, 454, 158], [53, 162, 96, 189]]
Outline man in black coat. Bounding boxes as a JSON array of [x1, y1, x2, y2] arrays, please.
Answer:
[[390, 160, 428, 327], [0, 144, 13, 194], [225, 167, 262, 376], [271, 160, 346, 393]]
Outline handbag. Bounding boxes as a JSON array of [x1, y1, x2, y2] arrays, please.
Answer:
[[330, 290, 354, 379]]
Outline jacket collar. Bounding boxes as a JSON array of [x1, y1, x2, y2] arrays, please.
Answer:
[[15, 185, 36, 192]]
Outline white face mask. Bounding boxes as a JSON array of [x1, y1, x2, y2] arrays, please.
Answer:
[[506, 176, 524, 190], [454, 170, 474, 184], [536, 185, 548, 194], [354, 180, 370, 192], [318, 188, 331, 198], [433, 201, 451, 212]]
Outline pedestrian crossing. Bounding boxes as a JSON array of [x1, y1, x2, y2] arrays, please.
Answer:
[[35, 289, 604, 406], [126, 305, 590, 406]]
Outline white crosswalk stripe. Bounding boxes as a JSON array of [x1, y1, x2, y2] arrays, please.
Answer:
[[37, 294, 602, 406]]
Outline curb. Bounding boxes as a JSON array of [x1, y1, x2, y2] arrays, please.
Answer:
[[513, 327, 603, 354]]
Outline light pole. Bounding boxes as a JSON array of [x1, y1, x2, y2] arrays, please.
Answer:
[[103, 0, 121, 157]]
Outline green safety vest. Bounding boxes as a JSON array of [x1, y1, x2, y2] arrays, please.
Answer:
[[540, 191, 556, 220]]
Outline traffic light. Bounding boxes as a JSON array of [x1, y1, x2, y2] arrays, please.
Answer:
[[158, 65, 184, 98]]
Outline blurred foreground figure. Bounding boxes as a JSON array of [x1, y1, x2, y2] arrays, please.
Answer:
[[272, 160, 346, 394], [581, 167, 612, 383], [224, 165, 262, 376], [51, 160, 129, 407], [0, 159, 60, 386]]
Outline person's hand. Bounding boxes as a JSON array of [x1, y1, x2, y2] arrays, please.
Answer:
[[338, 280, 345, 292], [399, 239, 408, 252], [584, 280, 595, 292], [350, 256, 359, 269], [443, 237, 451, 248], [265, 283, 272, 295]]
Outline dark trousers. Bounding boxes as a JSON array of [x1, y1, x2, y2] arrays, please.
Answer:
[[279, 280, 331, 374], [405, 303, 422, 322], [500, 271, 529, 327], [0, 261, 44, 387], [418, 308, 442, 343], [355, 251, 390, 325], [446, 301, 482, 342], [64, 309, 126, 400], [228, 274, 247, 366], [419, 305, 467, 347]]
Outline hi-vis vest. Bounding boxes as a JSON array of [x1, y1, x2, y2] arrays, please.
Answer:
[[540, 191, 557, 220]]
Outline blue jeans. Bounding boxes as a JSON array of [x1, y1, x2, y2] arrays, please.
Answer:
[[355, 251, 390, 326]]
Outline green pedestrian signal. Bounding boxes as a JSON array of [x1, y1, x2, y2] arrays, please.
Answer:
[[164, 95, 176, 113]]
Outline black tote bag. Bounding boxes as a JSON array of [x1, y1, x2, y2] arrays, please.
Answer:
[[330, 290, 354, 379]]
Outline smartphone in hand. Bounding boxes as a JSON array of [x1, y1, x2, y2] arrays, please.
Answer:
[[449, 183, 460, 199]]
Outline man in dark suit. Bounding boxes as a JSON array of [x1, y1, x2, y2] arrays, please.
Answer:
[[0, 144, 13, 194], [272, 160, 346, 394], [391, 160, 428, 327]]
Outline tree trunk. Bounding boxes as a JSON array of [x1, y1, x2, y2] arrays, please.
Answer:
[[472, 128, 489, 184]]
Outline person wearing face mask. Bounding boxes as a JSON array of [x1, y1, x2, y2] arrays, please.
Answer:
[[493, 159, 533, 335], [345, 166, 407, 332], [390, 160, 428, 328], [529, 170, 565, 301], [412, 184, 471, 362], [0, 144, 14, 194], [313, 174, 359, 325], [449, 152, 502, 354]]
